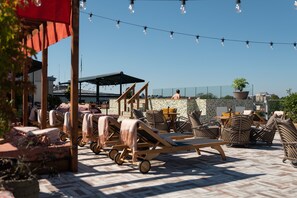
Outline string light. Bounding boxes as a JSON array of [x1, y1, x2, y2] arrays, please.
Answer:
[[195, 35, 200, 44], [270, 42, 274, 49], [23, 0, 29, 5], [81, 11, 296, 51], [33, 0, 42, 7], [221, 38, 225, 46], [246, 40, 250, 48], [129, 0, 135, 13], [295, 1, 297, 9], [88, 12, 93, 22], [180, 0, 186, 14], [235, 0, 242, 13], [116, 20, 120, 29], [143, 26, 147, 35], [80, 0, 87, 10], [170, 31, 174, 39]]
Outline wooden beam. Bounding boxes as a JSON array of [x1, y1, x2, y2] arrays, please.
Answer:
[[70, 0, 79, 172]]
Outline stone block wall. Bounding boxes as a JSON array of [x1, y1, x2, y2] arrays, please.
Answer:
[[108, 98, 254, 122]]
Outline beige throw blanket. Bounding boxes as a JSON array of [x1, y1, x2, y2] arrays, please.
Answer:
[[98, 116, 111, 146], [120, 119, 140, 162]]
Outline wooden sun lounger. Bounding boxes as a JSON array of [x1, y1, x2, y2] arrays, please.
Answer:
[[89, 116, 122, 160], [115, 120, 227, 174]]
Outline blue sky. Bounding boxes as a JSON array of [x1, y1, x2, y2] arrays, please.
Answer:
[[39, 0, 297, 97]]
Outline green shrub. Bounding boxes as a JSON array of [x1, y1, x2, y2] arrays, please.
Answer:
[[281, 93, 297, 122]]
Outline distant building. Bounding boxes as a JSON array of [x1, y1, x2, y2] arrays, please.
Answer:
[[28, 69, 56, 105]]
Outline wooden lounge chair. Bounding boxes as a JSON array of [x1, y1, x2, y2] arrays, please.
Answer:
[[188, 110, 220, 139], [114, 119, 226, 174], [90, 116, 122, 160], [221, 115, 253, 147], [274, 118, 297, 168]]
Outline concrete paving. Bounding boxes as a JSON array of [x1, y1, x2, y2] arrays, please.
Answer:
[[2, 133, 297, 197]]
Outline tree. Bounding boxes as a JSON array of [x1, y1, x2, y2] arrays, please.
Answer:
[[197, 93, 218, 99], [281, 92, 297, 122], [0, 1, 35, 137]]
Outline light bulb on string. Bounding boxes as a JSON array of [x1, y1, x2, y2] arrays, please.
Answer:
[[88, 12, 93, 22], [116, 20, 121, 29], [23, 0, 29, 5], [235, 0, 241, 13], [143, 26, 147, 35], [246, 40, 250, 48], [34, 0, 42, 7], [129, 0, 135, 13], [295, 1, 297, 9], [195, 35, 200, 44], [221, 38, 225, 46], [270, 42, 274, 50], [170, 31, 174, 39], [180, 0, 186, 14], [80, 0, 87, 10], [294, 42, 297, 50]]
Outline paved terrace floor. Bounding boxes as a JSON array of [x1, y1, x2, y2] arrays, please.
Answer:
[[2, 133, 297, 198]]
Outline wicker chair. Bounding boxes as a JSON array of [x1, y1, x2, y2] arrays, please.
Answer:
[[221, 115, 253, 147], [274, 118, 297, 168], [132, 109, 147, 123], [250, 113, 280, 145], [145, 110, 170, 133], [188, 110, 220, 139]]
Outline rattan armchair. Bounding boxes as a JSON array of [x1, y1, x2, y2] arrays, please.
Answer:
[[250, 113, 279, 145], [275, 118, 297, 168], [221, 115, 253, 147], [188, 110, 220, 139], [145, 110, 170, 133]]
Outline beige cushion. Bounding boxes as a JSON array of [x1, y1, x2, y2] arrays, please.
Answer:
[[266, 113, 281, 130], [188, 110, 202, 126]]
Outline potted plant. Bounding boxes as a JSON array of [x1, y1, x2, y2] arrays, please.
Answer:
[[0, 157, 40, 198], [232, 78, 249, 99]]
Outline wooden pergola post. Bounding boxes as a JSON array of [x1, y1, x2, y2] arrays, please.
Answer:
[[70, 0, 79, 172], [22, 39, 28, 126], [41, 23, 48, 129]]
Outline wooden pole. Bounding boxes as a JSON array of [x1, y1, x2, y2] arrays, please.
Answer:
[[70, 0, 79, 172], [10, 71, 15, 109], [41, 23, 48, 129], [22, 39, 28, 126]]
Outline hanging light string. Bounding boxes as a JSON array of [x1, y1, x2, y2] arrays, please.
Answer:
[[81, 11, 297, 49]]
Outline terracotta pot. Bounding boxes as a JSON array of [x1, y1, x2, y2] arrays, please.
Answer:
[[233, 91, 249, 100]]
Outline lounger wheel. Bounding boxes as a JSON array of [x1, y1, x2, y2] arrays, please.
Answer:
[[108, 149, 118, 160], [90, 142, 96, 151], [139, 160, 151, 174], [114, 153, 123, 165], [60, 132, 67, 142], [92, 143, 101, 155], [291, 160, 297, 168], [77, 136, 86, 147]]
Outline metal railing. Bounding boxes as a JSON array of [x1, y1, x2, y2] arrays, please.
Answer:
[[152, 85, 254, 98]]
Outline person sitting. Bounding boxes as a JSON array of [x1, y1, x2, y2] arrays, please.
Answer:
[[171, 89, 181, 100]]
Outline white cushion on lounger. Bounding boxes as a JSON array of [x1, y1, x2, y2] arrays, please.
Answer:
[[27, 128, 60, 144], [13, 126, 39, 133]]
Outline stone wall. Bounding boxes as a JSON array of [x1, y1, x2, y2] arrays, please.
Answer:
[[108, 98, 254, 122]]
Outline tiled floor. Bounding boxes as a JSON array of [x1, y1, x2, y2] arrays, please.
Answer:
[[2, 133, 297, 197]]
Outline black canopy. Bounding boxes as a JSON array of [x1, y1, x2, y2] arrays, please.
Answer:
[[78, 71, 144, 85]]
